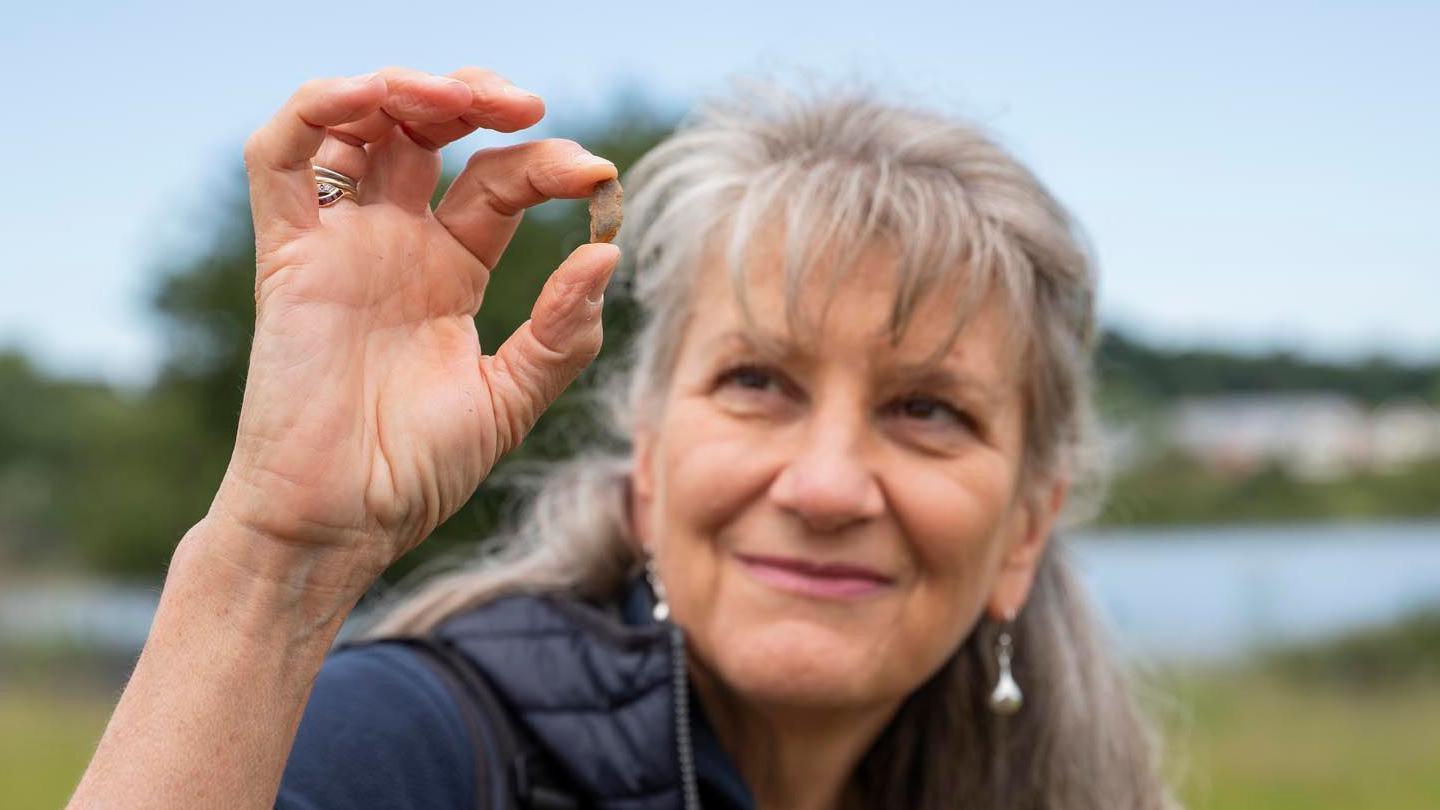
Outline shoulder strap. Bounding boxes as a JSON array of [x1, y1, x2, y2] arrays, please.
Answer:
[[355, 636, 583, 810]]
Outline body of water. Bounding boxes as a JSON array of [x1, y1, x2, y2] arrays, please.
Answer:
[[1069, 519, 1440, 661], [4, 519, 1439, 663]]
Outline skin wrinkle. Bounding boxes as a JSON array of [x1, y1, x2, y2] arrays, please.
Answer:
[[487, 352, 532, 459], [473, 355, 508, 467], [365, 332, 400, 532], [397, 121, 442, 151], [462, 157, 527, 219]]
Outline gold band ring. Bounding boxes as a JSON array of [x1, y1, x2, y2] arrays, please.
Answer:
[[312, 164, 359, 207]]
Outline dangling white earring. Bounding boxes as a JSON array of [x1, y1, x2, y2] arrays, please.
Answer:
[[644, 556, 670, 622], [988, 623, 1023, 715]]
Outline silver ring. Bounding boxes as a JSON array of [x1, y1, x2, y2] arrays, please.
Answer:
[[312, 164, 358, 207]]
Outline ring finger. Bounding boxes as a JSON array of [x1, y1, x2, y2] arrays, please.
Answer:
[[311, 131, 370, 206]]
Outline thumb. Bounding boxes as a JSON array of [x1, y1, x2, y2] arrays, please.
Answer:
[[484, 242, 620, 457]]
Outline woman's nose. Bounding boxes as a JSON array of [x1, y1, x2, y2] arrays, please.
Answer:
[[768, 408, 885, 534]]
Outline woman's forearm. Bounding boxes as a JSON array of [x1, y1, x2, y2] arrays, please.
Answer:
[[66, 515, 370, 810]]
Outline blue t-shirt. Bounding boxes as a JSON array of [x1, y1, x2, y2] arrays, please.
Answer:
[[276, 643, 475, 809], [277, 599, 754, 809]]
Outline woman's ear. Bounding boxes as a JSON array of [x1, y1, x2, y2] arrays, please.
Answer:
[[985, 475, 1069, 621], [629, 427, 657, 551]]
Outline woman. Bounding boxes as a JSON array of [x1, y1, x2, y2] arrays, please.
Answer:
[[68, 66, 1175, 810]]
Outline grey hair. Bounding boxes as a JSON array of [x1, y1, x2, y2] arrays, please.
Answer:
[[365, 75, 1177, 809]]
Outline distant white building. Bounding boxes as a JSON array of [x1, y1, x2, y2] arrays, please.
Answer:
[[1370, 399, 1440, 470], [1169, 393, 1373, 480]]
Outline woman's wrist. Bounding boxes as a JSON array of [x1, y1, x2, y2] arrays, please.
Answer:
[[67, 513, 372, 809], [175, 511, 378, 640]]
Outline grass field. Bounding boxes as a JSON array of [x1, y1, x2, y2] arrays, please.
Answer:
[[1150, 669, 1440, 809], [4, 668, 1439, 809], [0, 683, 115, 809]]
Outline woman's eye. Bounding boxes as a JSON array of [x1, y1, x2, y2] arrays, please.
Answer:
[[892, 395, 974, 431], [722, 365, 777, 391], [712, 364, 795, 414], [713, 364, 793, 401]]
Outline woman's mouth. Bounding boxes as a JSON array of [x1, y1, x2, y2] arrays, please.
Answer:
[[734, 552, 894, 599]]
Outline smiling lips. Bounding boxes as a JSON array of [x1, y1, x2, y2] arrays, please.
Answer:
[[735, 552, 894, 599]]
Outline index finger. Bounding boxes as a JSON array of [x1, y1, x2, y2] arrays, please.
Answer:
[[242, 73, 389, 243]]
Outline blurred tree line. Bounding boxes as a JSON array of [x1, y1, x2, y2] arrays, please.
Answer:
[[1098, 331, 1440, 408], [2, 99, 1439, 581], [1100, 452, 1440, 526]]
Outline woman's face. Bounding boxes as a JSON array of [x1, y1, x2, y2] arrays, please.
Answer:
[[631, 233, 1066, 712]]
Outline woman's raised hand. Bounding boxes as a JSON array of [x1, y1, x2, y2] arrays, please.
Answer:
[[215, 67, 620, 586]]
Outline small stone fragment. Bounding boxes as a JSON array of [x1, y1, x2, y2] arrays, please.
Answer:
[[588, 177, 623, 244]]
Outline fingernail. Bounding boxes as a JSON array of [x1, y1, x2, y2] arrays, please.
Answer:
[[433, 76, 470, 91], [346, 71, 382, 89], [585, 268, 614, 305], [503, 84, 542, 101], [572, 152, 616, 171]]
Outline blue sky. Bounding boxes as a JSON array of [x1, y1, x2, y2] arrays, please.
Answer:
[[3, 0, 1436, 388]]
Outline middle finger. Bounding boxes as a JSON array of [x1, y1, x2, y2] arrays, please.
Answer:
[[349, 67, 547, 209], [327, 67, 473, 208], [330, 67, 542, 151]]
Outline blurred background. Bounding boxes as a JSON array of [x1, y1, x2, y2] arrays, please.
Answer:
[[3, 1, 1438, 807]]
